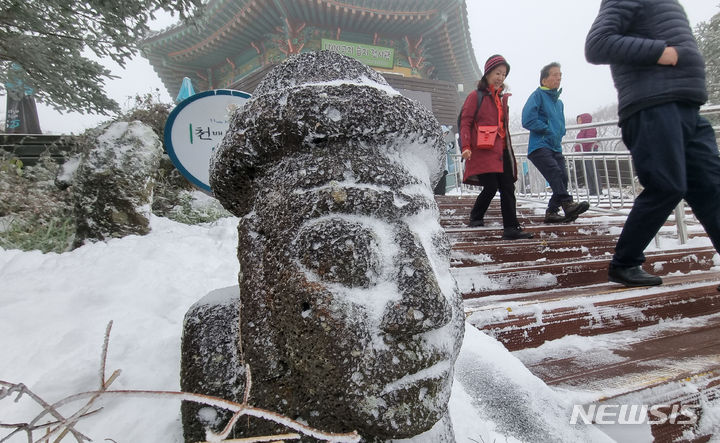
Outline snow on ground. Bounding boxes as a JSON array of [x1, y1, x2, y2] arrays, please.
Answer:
[[0, 215, 612, 442], [0, 216, 241, 442]]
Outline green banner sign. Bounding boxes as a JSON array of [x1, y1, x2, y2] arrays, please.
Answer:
[[321, 39, 394, 69]]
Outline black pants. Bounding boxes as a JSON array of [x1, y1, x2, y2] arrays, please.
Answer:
[[528, 147, 572, 211], [470, 150, 519, 228], [613, 102, 720, 267]]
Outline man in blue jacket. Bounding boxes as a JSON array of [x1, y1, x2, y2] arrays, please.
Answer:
[[586, 0, 720, 288], [522, 62, 590, 223]]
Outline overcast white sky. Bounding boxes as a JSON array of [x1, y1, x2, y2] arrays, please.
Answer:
[[4, 0, 719, 134], [467, 0, 719, 124]]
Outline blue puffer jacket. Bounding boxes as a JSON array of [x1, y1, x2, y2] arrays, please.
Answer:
[[585, 0, 707, 121], [521, 87, 566, 154]]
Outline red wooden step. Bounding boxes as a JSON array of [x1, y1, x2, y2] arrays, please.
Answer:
[[451, 237, 619, 266], [455, 247, 718, 298], [517, 312, 720, 393], [468, 275, 720, 350], [437, 195, 720, 442]]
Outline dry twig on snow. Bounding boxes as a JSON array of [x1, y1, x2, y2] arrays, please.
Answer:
[[0, 321, 360, 443]]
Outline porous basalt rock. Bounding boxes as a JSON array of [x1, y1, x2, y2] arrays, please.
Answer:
[[71, 121, 163, 246], [210, 51, 445, 218], [180, 287, 244, 438], [182, 51, 463, 442]]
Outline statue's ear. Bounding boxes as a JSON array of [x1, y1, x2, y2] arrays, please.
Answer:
[[209, 159, 256, 217], [236, 215, 287, 380]]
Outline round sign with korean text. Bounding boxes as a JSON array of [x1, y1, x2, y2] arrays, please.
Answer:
[[164, 89, 251, 192]]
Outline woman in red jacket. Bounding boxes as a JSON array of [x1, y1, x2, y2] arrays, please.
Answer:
[[460, 55, 532, 240]]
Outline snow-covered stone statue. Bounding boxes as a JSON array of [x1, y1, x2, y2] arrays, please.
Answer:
[[181, 51, 464, 441], [69, 121, 163, 246]]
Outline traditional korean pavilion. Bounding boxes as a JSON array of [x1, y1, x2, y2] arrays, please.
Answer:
[[140, 0, 481, 128]]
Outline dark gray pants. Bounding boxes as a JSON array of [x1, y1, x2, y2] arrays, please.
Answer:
[[528, 147, 571, 212]]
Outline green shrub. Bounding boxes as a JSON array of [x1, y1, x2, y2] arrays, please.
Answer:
[[117, 91, 173, 140], [0, 155, 75, 253], [0, 157, 24, 177], [164, 191, 232, 225], [0, 215, 75, 253]]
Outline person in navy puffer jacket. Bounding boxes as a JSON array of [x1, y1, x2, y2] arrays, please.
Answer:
[[586, 0, 720, 289], [522, 62, 590, 223]]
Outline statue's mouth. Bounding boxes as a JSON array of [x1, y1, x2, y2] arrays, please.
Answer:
[[380, 358, 453, 395]]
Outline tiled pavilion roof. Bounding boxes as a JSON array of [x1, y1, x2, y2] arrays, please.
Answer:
[[140, 0, 481, 98]]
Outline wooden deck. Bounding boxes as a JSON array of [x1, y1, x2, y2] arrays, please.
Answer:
[[438, 194, 720, 442]]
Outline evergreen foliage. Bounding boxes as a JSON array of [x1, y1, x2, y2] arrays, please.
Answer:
[[695, 6, 720, 106], [0, 0, 203, 114]]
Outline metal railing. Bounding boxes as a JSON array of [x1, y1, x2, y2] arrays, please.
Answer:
[[448, 105, 720, 243]]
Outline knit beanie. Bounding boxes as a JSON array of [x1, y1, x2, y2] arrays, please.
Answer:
[[484, 54, 510, 77]]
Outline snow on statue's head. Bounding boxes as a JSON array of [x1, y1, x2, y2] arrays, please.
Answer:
[[210, 50, 464, 440]]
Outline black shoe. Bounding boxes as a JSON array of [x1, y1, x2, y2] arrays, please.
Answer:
[[564, 213, 579, 223], [468, 219, 484, 227], [717, 284, 720, 292], [544, 209, 566, 223], [502, 226, 533, 240], [562, 200, 590, 219], [608, 265, 662, 287]]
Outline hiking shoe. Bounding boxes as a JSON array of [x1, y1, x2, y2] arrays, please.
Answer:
[[564, 213, 580, 223], [608, 264, 662, 287], [502, 226, 533, 240], [468, 219, 484, 227], [562, 200, 590, 219], [544, 209, 566, 223]]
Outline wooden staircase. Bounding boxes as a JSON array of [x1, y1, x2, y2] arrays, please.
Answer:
[[437, 194, 720, 443], [0, 133, 76, 166]]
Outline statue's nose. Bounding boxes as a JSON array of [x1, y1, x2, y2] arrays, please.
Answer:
[[380, 236, 452, 335]]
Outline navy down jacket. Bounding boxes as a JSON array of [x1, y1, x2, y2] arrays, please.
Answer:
[[585, 0, 707, 121]]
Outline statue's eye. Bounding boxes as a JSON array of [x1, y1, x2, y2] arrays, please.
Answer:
[[294, 219, 381, 288]]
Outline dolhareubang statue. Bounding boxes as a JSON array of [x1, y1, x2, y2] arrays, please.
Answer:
[[181, 50, 464, 442]]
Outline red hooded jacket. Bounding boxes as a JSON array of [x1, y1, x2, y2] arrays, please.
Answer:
[[573, 113, 598, 152], [459, 87, 517, 185]]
